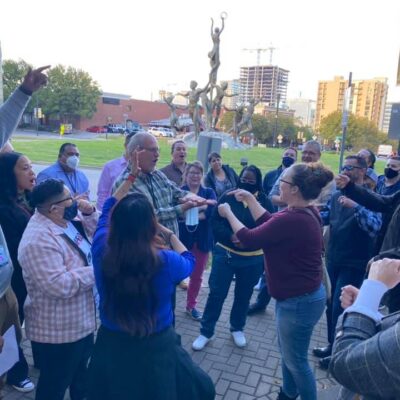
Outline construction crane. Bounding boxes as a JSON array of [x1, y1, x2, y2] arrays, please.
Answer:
[[242, 44, 276, 65]]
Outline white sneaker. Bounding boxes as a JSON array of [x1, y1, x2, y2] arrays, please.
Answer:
[[192, 335, 212, 351], [231, 331, 247, 347], [254, 278, 262, 290]]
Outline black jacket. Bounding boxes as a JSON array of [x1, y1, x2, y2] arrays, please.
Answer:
[[204, 165, 239, 199], [212, 190, 273, 252], [262, 166, 283, 196]]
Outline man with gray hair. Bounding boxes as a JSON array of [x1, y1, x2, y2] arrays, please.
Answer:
[[113, 132, 206, 236]]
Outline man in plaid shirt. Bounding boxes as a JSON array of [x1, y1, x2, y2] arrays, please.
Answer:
[[314, 155, 382, 370], [113, 132, 205, 236], [330, 257, 400, 399], [18, 179, 98, 400]]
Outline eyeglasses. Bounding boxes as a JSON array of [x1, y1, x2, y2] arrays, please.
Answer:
[[279, 178, 295, 186], [188, 171, 202, 176], [51, 196, 73, 206], [140, 146, 160, 154], [341, 165, 363, 172]]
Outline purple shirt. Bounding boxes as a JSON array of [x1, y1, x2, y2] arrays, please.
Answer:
[[96, 156, 128, 209]]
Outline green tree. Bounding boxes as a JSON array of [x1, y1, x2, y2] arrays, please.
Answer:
[[319, 111, 387, 150], [36, 65, 101, 123], [2, 59, 31, 100]]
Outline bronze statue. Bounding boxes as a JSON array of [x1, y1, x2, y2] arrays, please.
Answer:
[[208, 15, 225, 85], [211, 81, 238, 129]]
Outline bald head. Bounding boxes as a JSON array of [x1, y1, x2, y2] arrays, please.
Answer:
[[127, 132, 160, 173]]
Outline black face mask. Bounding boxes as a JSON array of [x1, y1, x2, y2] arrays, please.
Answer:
[[238, 181, 258, 193], [384, 168, 399, 179], [282, 156, 295, 168], [63, 200, 78, 221]]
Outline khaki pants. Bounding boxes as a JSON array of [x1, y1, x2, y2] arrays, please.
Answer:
[[0, 287, 23, 393]]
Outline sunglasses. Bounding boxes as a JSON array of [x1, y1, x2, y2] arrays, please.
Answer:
[[341, 165, 363, 172]]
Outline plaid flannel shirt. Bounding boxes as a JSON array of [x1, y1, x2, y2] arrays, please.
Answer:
[[113, 167, 187, 235], [18, 211, 98, 344], [331, 312, 400, 399], [353, 205, 382, 238]]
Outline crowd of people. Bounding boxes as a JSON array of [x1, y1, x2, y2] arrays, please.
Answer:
[[1, 67, 400, 400]]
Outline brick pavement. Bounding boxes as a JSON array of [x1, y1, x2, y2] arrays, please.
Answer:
[[2, 271, 339, 399]]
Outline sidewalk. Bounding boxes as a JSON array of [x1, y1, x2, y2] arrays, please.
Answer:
[[2, 271, 339, 399]]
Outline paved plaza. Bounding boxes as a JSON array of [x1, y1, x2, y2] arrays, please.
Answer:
[[3, 270, 339, 399]]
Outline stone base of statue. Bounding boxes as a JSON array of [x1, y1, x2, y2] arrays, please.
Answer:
[[183, 130, 249, 170]]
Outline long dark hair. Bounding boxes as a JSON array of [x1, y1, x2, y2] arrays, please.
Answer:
[[102, 193, 161, 336], [0, 151, 24, 204]]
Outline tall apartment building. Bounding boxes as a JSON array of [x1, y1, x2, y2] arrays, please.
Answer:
[[382, 102, 393, 134], [240, 65, 289, 106], [222, 79, 240, 109], [314, 76, 388, 131]]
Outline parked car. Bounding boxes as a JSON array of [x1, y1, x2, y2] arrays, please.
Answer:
[[106, 124, 125, 134], [86, 125, 107, 133], [148, 126, 175, 138], [377, 144, 393, 158], [125, 121, 142, 135]]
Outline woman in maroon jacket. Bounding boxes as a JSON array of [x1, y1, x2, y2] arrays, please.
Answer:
[[218, 162, 333, 400]]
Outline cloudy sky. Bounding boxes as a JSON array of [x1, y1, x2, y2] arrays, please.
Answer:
[[1, 0, 399, 102]]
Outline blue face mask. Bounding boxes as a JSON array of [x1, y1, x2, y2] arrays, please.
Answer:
[[282, 156, 295, 168], [63, 200, 78, 221]]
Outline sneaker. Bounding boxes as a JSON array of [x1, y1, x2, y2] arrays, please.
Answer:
[[11, 378, 35, 393], [192, 335, 212, 351], [186, 308, 202, 321], [231, 331, 247, 347], [253, 278, 262, 290]]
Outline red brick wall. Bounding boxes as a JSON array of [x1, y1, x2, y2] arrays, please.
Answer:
[[77, 98, 187, 130]]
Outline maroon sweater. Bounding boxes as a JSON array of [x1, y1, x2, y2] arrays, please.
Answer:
[[236, 207, 323, 300]]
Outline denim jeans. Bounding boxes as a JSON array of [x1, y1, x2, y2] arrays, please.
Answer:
[[275, 284, 326, 400], [200, 245, 263, 338], [255, 272, 272, 308], [326, 263, 366, 344]]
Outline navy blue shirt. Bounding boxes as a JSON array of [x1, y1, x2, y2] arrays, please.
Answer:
[[376, 175, 400, 196], [92, 197, 195, 333]]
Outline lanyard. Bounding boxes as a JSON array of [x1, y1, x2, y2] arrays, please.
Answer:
[[63, 171, 77, 194]]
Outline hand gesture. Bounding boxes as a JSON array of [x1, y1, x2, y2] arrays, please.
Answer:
[[21, 65, 50, 93], [368, 258, 400, 289], [129, 149, 143, 177], [338, 195, 357, 209], [340, 285, 359, 309], [229, 189, 253, 203], [335, 174, 350, 189], [77, 199, 95, 215], [218, 203, 232, 218]]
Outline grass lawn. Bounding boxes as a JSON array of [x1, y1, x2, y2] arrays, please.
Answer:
[[12, 136, 385, 175]]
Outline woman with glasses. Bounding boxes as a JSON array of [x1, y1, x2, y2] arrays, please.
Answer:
[[0, 152, 35, 392], [179, 161, 216, 321], [218, 162, 333, 400], [192, 165, 272, 350]]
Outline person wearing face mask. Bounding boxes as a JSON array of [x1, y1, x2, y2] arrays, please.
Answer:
[[376, 156, 400, 196], [192, 166, 272, 351], [18, 179, 98, 400], [0, 152, 35, 393], [262, 147, 297, 197], [37, 143, 90, 198]]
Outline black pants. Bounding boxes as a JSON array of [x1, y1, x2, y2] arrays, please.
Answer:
[[31, 333, 94, 400], [88, 326, 215, 400]]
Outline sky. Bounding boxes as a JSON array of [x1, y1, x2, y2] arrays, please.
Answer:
[[1, 0, 400, 102]]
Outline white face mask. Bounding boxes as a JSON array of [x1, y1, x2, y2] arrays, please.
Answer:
[[66, 155, 79, 170], [185, 207, 199, 226]]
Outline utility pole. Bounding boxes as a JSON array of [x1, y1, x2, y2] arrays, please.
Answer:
[[273, 93, 281, 147], [339, 72, 352, 172]]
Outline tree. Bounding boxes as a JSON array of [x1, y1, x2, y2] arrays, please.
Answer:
[[2, 59, 31, 100], [36, 65, 101, 123], [319, 111, 387, 150]]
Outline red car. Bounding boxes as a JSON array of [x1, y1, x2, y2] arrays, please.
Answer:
[[86, 126, 107, 133]]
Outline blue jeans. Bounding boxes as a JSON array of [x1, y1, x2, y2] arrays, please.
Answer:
[[200, 245, 263, 338], [276, 284, 326, 400], [255, 272, 272, 308]]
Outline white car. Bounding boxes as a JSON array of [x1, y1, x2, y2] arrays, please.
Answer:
[[148, 127, 175, 138]]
